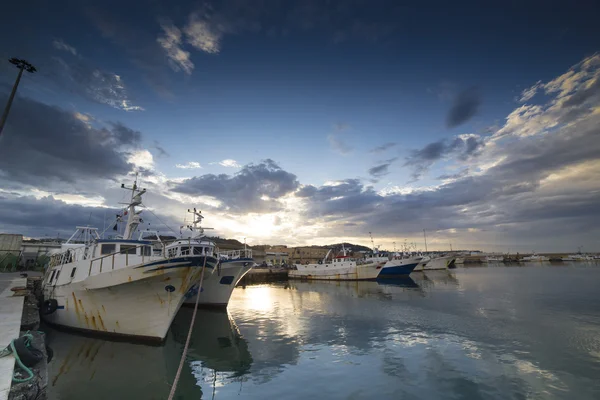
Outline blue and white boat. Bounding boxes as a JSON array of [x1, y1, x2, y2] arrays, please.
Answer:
[[181, 209, 254, 308]]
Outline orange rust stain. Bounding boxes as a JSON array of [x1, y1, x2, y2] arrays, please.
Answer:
[[72, 292, 79, 314], [78, 299, 85, 312], [156, 293, 165, 305], [66, 298, 69, 311], [97, 313, 107, 331], [128, 276, 132, 282], [84, 343, 92, 359], [91, 315, 98, 330], [163, 277, 171, 281], [101, 305, 106, 313], [115, 320, 120, 329], [84, 312, 89, 328]]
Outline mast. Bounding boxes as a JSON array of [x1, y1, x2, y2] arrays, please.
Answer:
[[121, 174, 146, 240], [423, 229, 428, 253], [369, 231, 376, 253]]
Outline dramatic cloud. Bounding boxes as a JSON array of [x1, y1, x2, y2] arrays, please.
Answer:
[[0, 96, 140, 187], [173, 159, 299, 213], [52, 56, 144, 111], [157, 20, 194, 74], [175, 162, 202, 169], [446, 87, 481, 128], [369, 142, 397, 153], [0, 193, 182, 238], [52, 39, 77, 55], [298, 54, 600, 250], [405, 135, 484, 181]]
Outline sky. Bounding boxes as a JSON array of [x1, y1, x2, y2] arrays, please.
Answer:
[[0, 0, 599, 252]]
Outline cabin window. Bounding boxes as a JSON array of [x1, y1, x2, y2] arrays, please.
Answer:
[[101, 244, 116, 254], [180, 246, 190, 255], [55, 270, 61, 281], [70, 267, 76, 278], [193, 247, 204, 255], [167, 248, 177, 258], [120, 245, 137, 255], [49, 270, 56, 283], [142, 246, 152, 256]]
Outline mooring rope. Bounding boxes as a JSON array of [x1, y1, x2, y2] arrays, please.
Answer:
[[167, 255, 209, 400]]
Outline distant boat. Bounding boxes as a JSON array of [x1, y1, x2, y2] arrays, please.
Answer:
[[289, 245, 384, 281], [521, 253, 549, 262], [414, 255, 457, 271], [563, 254, 594, 261], [484, 255, 504, 262]]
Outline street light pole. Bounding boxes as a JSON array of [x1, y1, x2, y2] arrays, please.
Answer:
[[0, 58, 37, 137]]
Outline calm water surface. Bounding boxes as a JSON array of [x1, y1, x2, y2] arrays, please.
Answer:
[[47, 263, 600, 399]]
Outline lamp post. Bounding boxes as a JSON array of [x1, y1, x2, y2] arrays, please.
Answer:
[[0, 58, 37, 136]]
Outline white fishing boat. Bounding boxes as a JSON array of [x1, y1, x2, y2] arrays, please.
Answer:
[[414, 255, 457, 271], [484, 255, 504, 262], [521, 253, 549, 262], [41, 179, 218, 341], [563, 253, 594, 261], [289, 246, 384, 281]]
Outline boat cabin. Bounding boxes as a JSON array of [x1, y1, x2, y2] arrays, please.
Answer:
[[164, 239, 215, 259]]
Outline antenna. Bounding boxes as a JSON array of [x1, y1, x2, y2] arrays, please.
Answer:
[[369, 232, 376, 252]]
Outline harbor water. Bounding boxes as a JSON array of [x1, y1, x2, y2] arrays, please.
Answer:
[[46, 263, 600, 399]]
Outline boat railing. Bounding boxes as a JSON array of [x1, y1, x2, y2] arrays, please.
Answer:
[[88, 242, 167, 276], [219, 248, 253, 260]]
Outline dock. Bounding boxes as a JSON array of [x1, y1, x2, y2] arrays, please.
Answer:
[[0, 274, 26, 400], [238, 268, 289, 285]]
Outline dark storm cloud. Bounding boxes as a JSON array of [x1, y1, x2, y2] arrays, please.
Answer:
[[0, 96, 139, 187], [369, 142, 397, 153], [172, 159, 299, 213], [0, 194, 183, 238], [404, 136, 484, 181], [368, 157, 398, 177], [446, 87, 481, 128]]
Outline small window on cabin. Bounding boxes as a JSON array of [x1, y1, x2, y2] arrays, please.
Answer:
[[168, 248, 177, 258], [120, 245, 137, 255], [142, 246, 152, 256], [55, 270, 61, 281], [49, 270, 56, 283], [193, 247, 203, 255], [101, 244, 116, 255], [70, 267, 76, 278], [180, 246, 190, 255]]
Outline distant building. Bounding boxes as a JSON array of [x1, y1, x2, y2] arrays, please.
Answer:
[[20, 241, 62, 269], [0, 234, 23, 271]]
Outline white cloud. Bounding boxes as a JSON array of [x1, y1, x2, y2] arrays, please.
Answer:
[[128, 150, 155, 170], [184, 13, 224, 54], [157, 20, 194, 74], [218, 159, 240, 168], [519, 80, 542, 102], [52, 39, 77, 55], [175, 161, 202, 169]]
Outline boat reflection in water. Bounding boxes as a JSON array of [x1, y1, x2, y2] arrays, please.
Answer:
[[46, 309, 252, 400]]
